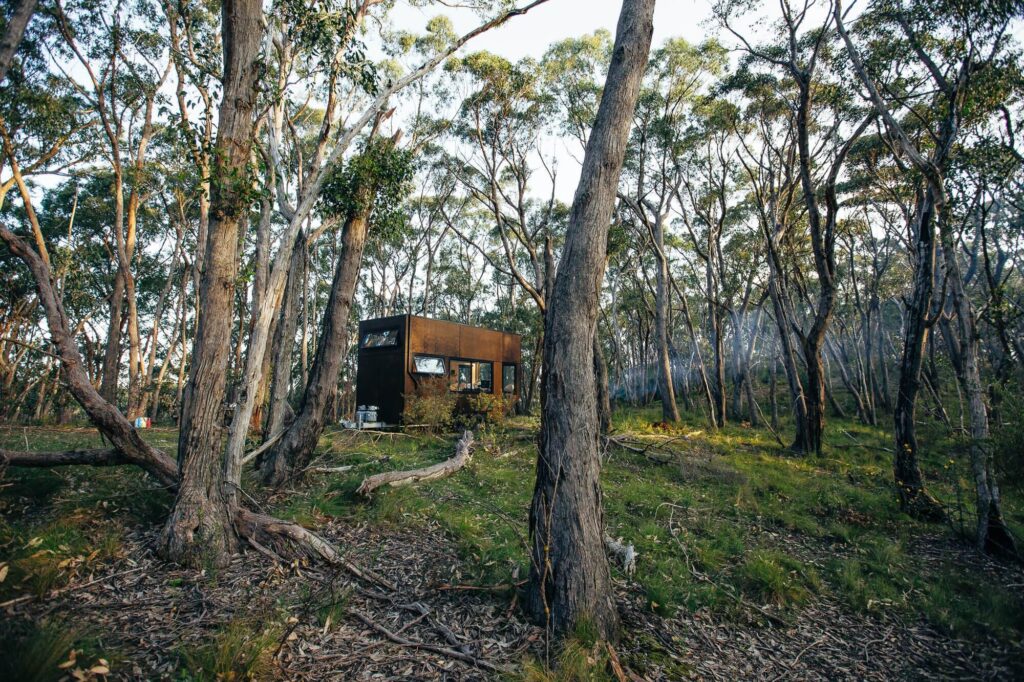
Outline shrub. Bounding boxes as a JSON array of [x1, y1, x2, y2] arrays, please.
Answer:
[[463, 391, 510, 427], [403, 378, 456, 433]]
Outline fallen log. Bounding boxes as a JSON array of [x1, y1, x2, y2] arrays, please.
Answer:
[[357, 430, 473, 496], [1, 447, 129, 468]]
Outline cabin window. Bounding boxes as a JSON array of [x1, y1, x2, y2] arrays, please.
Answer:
[[450, 360, 493, 392], [412, 355, 445, 375], [361, 328, 399, 348], [502, 364, 517, 394]]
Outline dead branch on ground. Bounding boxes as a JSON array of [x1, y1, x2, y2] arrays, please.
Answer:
[[357, 431, 473, 496]]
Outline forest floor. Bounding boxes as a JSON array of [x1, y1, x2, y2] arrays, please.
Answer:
[[1, 409, 1022, 680]]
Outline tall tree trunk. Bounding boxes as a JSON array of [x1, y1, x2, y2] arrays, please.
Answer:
[[159, 0, 263, 568], [940, 228, 1016, 555], [892, 187, 944, 519], [764, 247, 811, 452], [248, 196, 274, 430], [526, 0, 653, 641], [263, 233, 305, 442], [708, 307, 726, 427], [875, 303, 892, 411], [99, 272, 125, 404], [730, 318, 744, 421], [769, 354, 779, 430], [262, 202, 372, 485], [802, 337, 826, 454], [652, 213, 679, 422], [595, 331, 612, 435]]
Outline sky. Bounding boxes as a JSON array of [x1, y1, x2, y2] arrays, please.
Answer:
[[383, 0, 1024, 203], [390, 0, 717, 62], [386, 0, 725, 201]]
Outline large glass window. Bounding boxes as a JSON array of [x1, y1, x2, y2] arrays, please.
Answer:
[[412, 355, 445, 375], [502, 364, 517, 394], [361, 328, 399, 348], [449, 360, 493, 392]]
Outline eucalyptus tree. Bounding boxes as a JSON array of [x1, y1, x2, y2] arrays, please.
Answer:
[[537, 30, 612, 150], [837, 0, 1021, 551], [159, 0, 265, 565], [52, 0, 173, 417], [671, 91, 755, 427], [227, 0, 554, 490], [442, 49, 562, 412], [729, 66, 815, 448], [261, 136, 414, 485], [0, 0, 93, 415], [619, 39, 725, 423], [526, 0, 655, 641], [718, 0, 873, 454]]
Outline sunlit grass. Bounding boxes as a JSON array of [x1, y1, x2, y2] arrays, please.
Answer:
[[1, 406, 1022, 662]]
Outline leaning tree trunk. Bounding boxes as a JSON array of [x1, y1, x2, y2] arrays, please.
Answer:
[[261, 201, 371, 486], [158, 0, 264, 568], [0, 226, 178, 487], [526, 0, 654, 642]]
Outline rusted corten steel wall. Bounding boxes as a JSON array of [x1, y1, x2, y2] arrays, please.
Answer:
[[356, 314, 522, 424]]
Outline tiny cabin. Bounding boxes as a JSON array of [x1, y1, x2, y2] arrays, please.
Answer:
[[355, 314, 522, 425]]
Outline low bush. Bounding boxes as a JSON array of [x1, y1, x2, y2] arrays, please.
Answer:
[[403, 378, 456, 433], [463, 391, 510, 427]]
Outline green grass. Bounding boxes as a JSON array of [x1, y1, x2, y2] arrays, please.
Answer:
[[0, 427, 174, 604], [0, 619, 119, 682], [249, 406, 1023, 650], [177, 616, 284, 681], [1, 406, 1022, 676]]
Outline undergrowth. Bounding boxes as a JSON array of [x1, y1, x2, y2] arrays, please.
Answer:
[[1, 405, 1022, 677]]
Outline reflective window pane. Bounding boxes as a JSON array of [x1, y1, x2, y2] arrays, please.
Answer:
[[361, 328, 399, 348], [413, 355, 445, 375], [502, 364, 516, 393]]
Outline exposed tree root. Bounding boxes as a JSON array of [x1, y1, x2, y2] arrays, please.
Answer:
[[1, 449, 394, 584], [233, 508, 396, 590], [903, 491, 947, 523], [357, 430, 473, 496]]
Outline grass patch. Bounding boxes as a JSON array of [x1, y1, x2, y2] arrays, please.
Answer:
[[736, 550, 820, 607], [2, 410, 1022, 653], [178, 617, 284, 681]]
